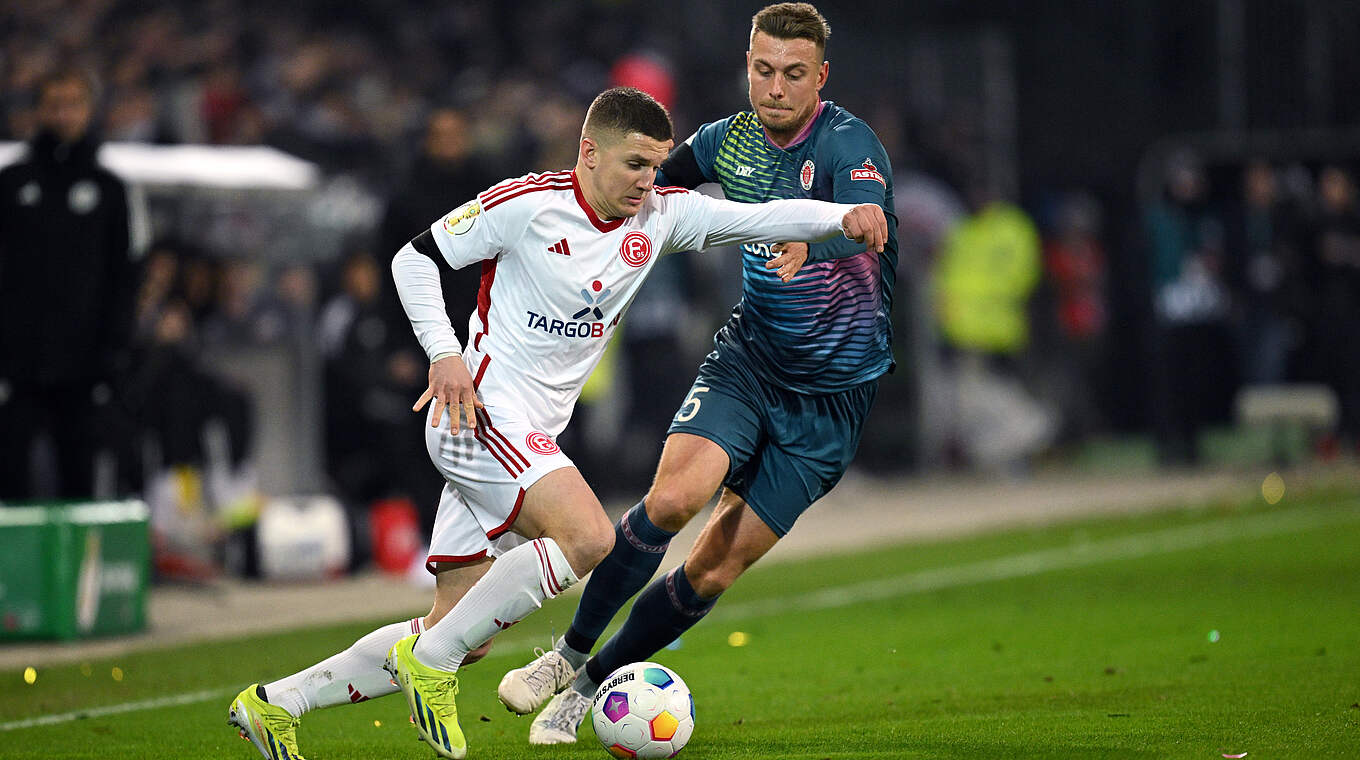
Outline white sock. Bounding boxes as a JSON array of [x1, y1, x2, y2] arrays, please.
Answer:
[[264, 617, 424, 717], [414, 538, 577, 672]]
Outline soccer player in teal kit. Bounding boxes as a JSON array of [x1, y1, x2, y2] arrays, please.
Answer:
[[498, 2, 901, 744]]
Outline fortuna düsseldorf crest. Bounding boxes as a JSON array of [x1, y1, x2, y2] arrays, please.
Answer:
[[619, 231, 652, 267], [525, 432, 560, 455], [800, 159, 815, 190]]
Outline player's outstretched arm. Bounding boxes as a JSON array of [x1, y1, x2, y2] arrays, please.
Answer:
[[675, 195, 887, 255]]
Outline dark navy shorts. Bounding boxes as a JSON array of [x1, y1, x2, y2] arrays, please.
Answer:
[[666, 350, 877, 537]]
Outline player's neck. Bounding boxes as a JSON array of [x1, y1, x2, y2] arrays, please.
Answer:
[[573, 168, 605, 219], [572, 167, 622, 223]]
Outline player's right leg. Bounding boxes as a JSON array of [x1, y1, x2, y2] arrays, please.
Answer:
[[527, 488, 780, 745], [501, 372, 764, 717], [393, 470, 602, 751], [499, 431, 730, 715]]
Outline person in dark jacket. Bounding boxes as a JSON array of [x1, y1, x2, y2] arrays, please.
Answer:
[[378, 107, 497, 336], [0, 69, 140, 500]]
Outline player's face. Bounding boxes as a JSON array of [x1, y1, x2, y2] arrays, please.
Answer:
[[580, 131, 673, 220], [747, 31, 828, 144]]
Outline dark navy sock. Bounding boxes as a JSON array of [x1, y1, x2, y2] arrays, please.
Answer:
[[585, 563, 719, 685], [564, 501, 676, 655]]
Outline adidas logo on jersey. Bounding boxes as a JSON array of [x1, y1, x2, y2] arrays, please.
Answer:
[[548, 238, 571, 256]]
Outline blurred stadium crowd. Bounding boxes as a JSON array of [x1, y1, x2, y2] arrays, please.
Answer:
[[3, 1, 1359, 577]]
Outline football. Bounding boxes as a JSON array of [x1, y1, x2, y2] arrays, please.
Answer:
[[590, 662, 695, 758]]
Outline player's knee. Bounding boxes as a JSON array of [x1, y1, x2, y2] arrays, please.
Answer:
[[686, 559, 743, 598], [644, 482, 707, 532], [584, 520, 616, 568], [560, 518, 615, 575]]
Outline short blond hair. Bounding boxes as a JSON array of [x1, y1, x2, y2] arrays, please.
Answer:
[[751, 3, 831, 57]]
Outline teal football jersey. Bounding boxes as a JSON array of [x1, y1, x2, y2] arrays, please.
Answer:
[[661, 102, 898, 394]]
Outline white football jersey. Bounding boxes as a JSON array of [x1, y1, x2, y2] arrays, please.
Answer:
[[399, 169, 855, 437]]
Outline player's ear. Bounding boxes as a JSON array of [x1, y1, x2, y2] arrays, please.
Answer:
[[817, 60, 829, 90], [580, 136, 598, 169]]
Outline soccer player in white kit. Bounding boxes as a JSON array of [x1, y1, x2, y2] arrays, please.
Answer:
[[226, 86, 886, 760]]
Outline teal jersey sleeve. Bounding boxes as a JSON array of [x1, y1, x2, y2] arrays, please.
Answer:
[[655, 117, 733, 188], [806, 119, 896, 262], [684, 117, 732, 183]]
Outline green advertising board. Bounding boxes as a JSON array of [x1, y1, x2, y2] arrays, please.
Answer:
[[0, 500, 149, 640]]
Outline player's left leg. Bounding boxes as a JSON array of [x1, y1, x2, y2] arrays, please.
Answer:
[[586, 489, 776, 686], [228, 558, 493, 760], [227, 477, 508, 760]]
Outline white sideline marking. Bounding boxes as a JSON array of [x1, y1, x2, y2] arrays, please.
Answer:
[[4, 504, 1355, 732], [0, 689, 226, 731]]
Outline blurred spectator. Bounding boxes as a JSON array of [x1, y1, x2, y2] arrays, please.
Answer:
[[316, 250, 432, 529], [1041, 191, 1109, 441], [932, 186, 1053, 470], [1224, 161, 1301, 386], [127, 299, 255, 475], [126, 297, 257, 579], [0, 68, 141, 501], [1144, 148, 1234, 466], [378, 106, 498, 333], [1309, 165, 1360, 445], [135, 240, 182, 340]]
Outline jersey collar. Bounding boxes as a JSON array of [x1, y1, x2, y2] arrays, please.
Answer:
[[571, 170, 625, 233]]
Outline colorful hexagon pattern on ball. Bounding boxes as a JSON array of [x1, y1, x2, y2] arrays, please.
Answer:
[[602, 691, 631, 723], [649, 710, 679, 741], [591, 662, 694, 759]]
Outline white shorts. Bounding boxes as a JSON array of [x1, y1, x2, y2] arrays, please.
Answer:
[[422, 402, 574, 573]]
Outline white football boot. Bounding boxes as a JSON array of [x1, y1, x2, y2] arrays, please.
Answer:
[[528, 689, 592, 745], [497, 646, 577, 715]]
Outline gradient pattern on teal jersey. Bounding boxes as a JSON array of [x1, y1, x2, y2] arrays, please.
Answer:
[[709, 113, 801, 202], [692, 105, 896, 394]]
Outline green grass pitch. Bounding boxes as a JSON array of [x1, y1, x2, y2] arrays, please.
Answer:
[[3, 488, 1358, 758]]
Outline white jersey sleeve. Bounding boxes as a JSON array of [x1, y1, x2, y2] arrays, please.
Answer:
[[392, 245, 463, 361], [428, 195, 514, 269], [390, 189, 517, 362], [659, 190, 854, 254]]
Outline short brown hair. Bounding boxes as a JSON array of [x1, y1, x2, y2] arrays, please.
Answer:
[[751, 3, 831, 55], [583, 87, 673, 144]]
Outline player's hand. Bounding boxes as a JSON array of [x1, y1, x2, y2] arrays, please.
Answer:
[[765, 242, 808, 282], [840, 203, 888, 253], [413, 354, 483, 433]]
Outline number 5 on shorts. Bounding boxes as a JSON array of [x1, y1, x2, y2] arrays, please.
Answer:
[[675, 385, 710, 423]]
